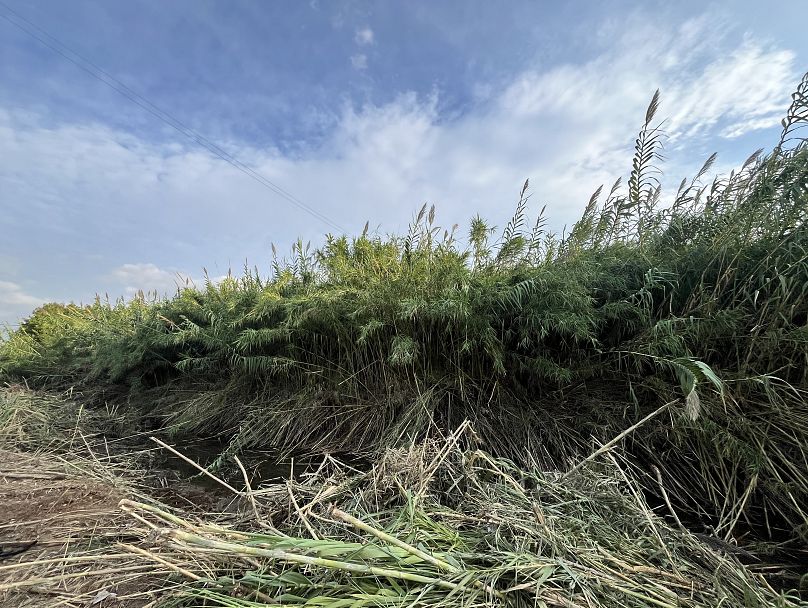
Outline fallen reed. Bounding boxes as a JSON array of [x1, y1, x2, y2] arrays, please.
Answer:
[[117, 429, 807, 607]]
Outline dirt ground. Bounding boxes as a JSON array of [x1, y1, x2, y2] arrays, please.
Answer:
[[0, 450, 170, 608]]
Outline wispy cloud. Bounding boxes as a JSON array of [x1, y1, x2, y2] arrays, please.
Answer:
[[666, 40, 795, 141], [110, 263, 193, 296], [349, 26, 374, 71], [0, 280, 45, 326], [355, 27, 374, 46], [350, 53, 368, 70], [500, 19, 795, 144], [0, 280, 44, 307]]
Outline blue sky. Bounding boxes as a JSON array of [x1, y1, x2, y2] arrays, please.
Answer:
[[1, 0, 806, 325]]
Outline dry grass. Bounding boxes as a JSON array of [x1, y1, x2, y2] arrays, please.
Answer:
[[0, 449, 172, 607], [105, 426, 807, 607], [0, 410, 805, 607], [0, 389, 209, 607]]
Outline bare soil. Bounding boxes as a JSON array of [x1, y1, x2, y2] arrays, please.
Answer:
[[0, 450, 166, 608]]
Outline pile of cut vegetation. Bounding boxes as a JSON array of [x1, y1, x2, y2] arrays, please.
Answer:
[[114, 425, 805, 607], [1, 389, 806, 606]]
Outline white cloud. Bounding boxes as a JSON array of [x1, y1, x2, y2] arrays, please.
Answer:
[[355, 27, 374, 46], [109, 263, 231, 298], [666, 41, 795, 141], [721, 115, 784, 139], [0, 280, 46, 326], [350, 53, 368, 70], [110, 263, 194, 296], [499, 20, 795, 145], [0, 280, 45, 307]]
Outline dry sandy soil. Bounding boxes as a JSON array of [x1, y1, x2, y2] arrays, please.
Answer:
[[0, 450, 169, 608]]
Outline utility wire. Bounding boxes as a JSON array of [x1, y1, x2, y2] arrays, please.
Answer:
[[0, 1, 346, 233]]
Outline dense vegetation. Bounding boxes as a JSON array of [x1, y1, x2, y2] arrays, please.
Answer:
[[5, 390, 803, 607], [122, 435, 806, 608], [2, 73, 807, 555]]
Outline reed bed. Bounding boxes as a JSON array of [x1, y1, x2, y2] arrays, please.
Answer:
[[2, 72, 807, 558]]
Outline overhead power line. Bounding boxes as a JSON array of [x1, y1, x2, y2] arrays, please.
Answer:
[[0, 1, 346, 233]]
